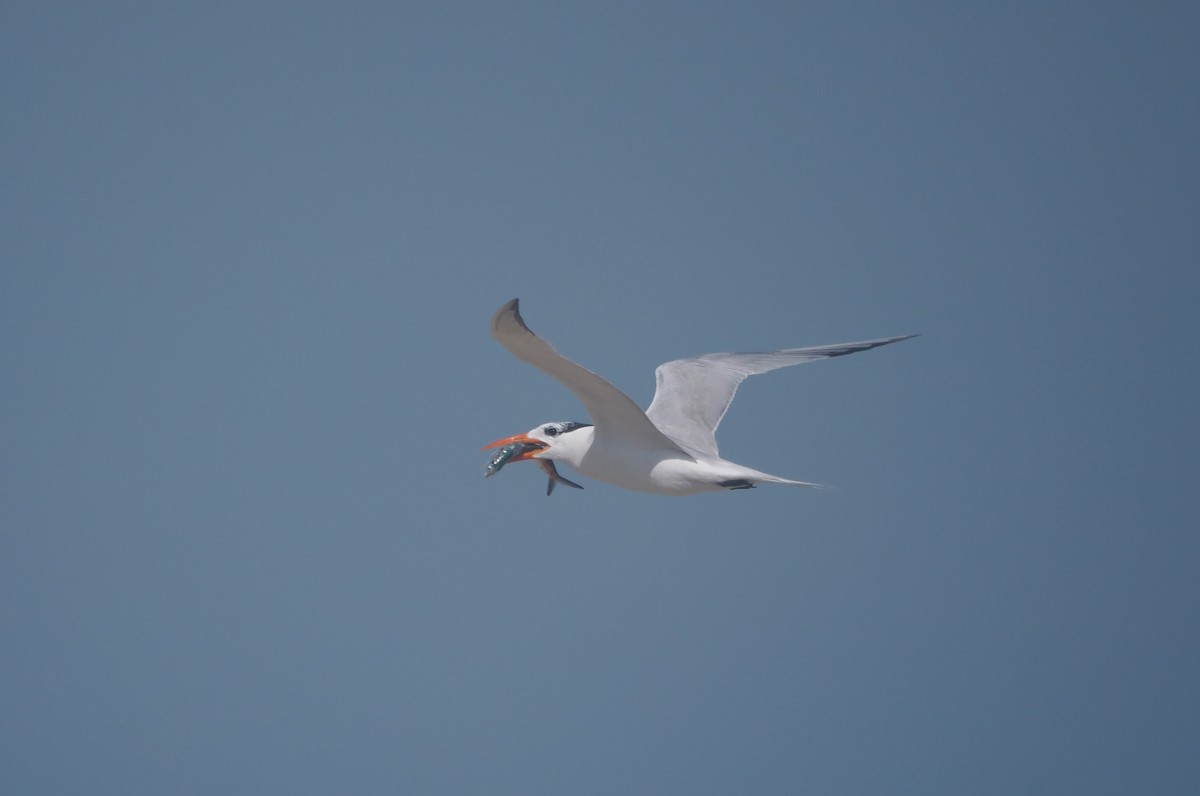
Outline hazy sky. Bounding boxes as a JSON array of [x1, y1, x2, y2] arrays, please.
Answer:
[[3, 1, 1198, 793]]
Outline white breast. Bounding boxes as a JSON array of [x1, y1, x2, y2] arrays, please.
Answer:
[[571, 435, 720, 496]]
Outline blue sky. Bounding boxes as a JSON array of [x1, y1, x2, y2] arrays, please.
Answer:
[[3, 1, 1198, 793]]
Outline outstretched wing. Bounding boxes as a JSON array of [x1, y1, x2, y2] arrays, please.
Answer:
[[491, 299, 689, 454], [645, 336, 916, 458]]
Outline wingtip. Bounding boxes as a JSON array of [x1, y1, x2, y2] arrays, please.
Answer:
[[495, 298, 520, 320], [491, 298, 519, 334], [492, 297, 536, 340], [865, 333, 921, 351]]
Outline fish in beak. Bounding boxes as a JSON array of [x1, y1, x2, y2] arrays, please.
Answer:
[[483, 435, 545, 478], [483, 433, 546, 454], [483, 432, 546, 460], [482, 433, 583, 495]]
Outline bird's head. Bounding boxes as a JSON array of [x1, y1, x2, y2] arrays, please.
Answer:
[[482, 421, 593, 464]]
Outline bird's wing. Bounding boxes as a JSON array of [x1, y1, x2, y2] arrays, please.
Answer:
[[645, 335, 916, 458], [491, 299, 690, 454]]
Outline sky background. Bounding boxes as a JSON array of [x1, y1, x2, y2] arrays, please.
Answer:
[[3, 1, 1198, 793]]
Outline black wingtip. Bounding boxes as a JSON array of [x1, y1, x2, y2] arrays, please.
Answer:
[[493, 297, 535, 339], [823, 333, 920, 359]]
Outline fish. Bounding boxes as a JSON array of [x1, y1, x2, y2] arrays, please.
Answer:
[[485, 441, 539, 477], [537, 460, 585, 496], [484, 442, 585, 495]]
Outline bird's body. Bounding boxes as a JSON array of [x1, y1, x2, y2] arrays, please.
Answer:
[[539, 424, 811, 496], [484, 299, 913, 496]]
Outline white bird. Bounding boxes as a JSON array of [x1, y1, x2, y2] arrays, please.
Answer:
[[484, 298, 914, 496]]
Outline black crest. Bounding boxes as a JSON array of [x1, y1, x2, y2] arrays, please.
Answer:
[[542, 421, 593, 438]]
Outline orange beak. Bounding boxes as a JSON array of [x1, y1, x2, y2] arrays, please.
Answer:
[[481, 432, 547, 460]]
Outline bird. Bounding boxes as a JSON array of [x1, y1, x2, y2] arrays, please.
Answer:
[[483, 298, 914, 496]]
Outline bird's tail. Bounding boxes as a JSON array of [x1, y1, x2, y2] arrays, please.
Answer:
[[764, 475, 829, 490], [722, 467, 829, 491]]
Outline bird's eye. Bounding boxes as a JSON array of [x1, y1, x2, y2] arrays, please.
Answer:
[[544, 426, 559, 437]]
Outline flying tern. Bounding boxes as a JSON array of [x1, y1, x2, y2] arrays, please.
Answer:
[[484, 298, 914, 496]]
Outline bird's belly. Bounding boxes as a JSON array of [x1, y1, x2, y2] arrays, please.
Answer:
[[576, 445, 720, 496]]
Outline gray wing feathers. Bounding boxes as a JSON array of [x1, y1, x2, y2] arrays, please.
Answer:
[[645, 335, 916, 458], [491, 299, 689, 453]]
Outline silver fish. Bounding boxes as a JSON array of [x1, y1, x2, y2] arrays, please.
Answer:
[[484, 442, 584, 495], [537, 460, 585, 496], [485, 441, 539, 477]]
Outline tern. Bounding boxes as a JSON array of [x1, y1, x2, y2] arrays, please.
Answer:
[[484, 299, 914, 496]]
